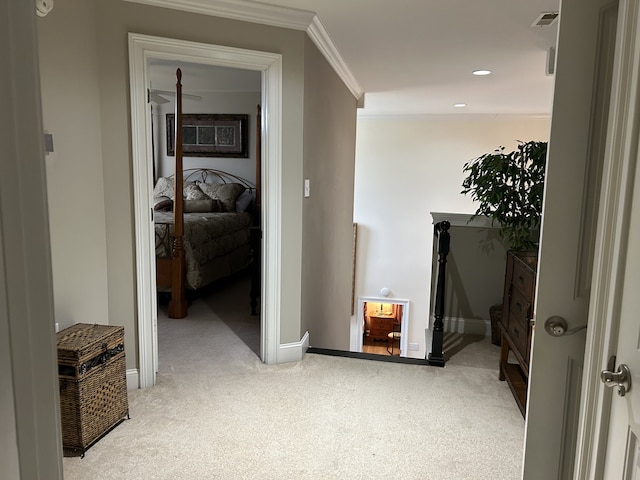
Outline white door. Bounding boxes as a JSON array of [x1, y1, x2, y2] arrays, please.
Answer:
[[571, 0, 640, 476], [523, 0, 620, 478], [601, 136, 640, 478]]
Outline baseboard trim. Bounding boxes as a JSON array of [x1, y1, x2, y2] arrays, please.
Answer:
[[276, 331, 309, 363], [126, 369, 139, 390], [308, 347, 429, 365], [443, 316, 491, 337]]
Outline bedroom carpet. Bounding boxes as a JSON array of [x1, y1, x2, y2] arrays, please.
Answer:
[[62, 276, 524, 480]]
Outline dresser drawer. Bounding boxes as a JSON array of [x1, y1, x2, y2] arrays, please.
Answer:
[[507, 314, 529, 359], [512, 258, 535, 297], [370, 316, 393, 329], [369, 330, 389, 341], [509, 288, 532, 325], [508, 288, 532, 356]]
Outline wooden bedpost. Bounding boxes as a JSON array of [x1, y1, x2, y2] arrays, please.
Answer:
[[168, 68, 188, 319]]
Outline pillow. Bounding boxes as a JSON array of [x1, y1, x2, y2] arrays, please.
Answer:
[[153, 196, 173, 212], [210, 199, 224, 212], [153, 177, 174, 199], [153, 177, 197, 200], [184, 199, 213, 213], [183, 183, 209, 201], [235, 190, 254, 212], [198, 182, 246, 212], [184, 199, 224, 213]]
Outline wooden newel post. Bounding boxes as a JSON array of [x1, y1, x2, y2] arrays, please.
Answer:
[[428, 220, 450, 367]]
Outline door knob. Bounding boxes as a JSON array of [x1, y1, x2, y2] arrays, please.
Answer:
[[545, 316, 568, 336], [600, 362, 631, 396], [544, 316, 587, 336]]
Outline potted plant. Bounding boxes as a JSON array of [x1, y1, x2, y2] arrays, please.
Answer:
[[461, 140, 547, 251], [461, 140, 547, 347]]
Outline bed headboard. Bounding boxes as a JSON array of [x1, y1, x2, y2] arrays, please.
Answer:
[[180, 168, 256, 192], [154, 167, 256, 215]]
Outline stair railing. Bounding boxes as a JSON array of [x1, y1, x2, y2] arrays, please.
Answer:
[[428, 220, 450, 367]]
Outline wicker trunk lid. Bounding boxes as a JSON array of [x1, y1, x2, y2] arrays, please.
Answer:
[[57, 323, 125, 379]]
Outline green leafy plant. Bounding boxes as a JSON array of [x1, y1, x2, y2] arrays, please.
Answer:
[[461, 140, 547, 251]]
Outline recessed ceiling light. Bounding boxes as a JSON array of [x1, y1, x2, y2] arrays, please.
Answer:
[[473, 69, 492, 76], [454, 103, 467, 108]]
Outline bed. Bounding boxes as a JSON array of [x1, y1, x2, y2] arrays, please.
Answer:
[[154, 169, 255, 289], [156, 69, 261, 318]]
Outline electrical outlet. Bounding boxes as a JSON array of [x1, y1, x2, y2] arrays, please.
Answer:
[[55, 322, 60, 333], [408, 342, 419, 351], [304, 179, 310, 198]]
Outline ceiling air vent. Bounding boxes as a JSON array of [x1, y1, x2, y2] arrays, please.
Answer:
[[532, 12, 559, 27]]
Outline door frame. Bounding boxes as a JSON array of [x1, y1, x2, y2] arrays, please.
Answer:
[[354, 296, 410, 357], [128, 33, 283, 387], [1, 0, 64, 476], [574, 0, 640, 476]]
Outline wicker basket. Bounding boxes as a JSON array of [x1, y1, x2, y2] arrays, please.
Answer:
[[57, 323, 129, 456], [490, 304, 503, 346]]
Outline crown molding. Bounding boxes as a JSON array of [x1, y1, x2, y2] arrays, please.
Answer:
[[124, 0, 314, 30], [123, 0, 363, 101], [307, 15, 363, 102]]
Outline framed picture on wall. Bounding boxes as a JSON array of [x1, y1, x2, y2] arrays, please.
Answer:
[[166, 113, 248, 158]]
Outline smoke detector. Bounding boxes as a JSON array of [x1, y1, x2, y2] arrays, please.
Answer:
[[532, 12, 559, 27]]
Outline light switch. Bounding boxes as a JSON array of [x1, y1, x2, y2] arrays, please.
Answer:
[[304, 179, 310, 198], [44, 133, 54, 154]]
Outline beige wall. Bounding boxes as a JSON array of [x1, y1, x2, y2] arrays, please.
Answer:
[[301, 37, 358, 349], [37, 0, 110, 330], [430, 223, 509, 333], [155, 91, 261, 181], [94, 0, 308, 352], [36, 0, 313, 367], [354, 116, 551, 357]]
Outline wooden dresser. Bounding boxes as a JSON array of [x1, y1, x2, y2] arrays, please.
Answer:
[[498, 250, 538, 416], [367, 314, 395, 342]]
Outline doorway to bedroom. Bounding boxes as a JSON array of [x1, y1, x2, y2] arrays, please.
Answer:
[[129, 34, 284, 387], [148, 58, 263, 360]]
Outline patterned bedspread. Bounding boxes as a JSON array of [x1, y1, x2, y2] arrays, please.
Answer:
[[155, 211, 252, 289]]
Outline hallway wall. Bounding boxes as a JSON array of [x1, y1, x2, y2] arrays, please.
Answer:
[[353, 115, 551, 357]]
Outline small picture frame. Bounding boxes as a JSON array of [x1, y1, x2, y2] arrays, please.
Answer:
[[166, 113, 248, 158]]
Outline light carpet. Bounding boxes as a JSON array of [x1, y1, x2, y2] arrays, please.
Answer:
[[63, 277, 524, 480]]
